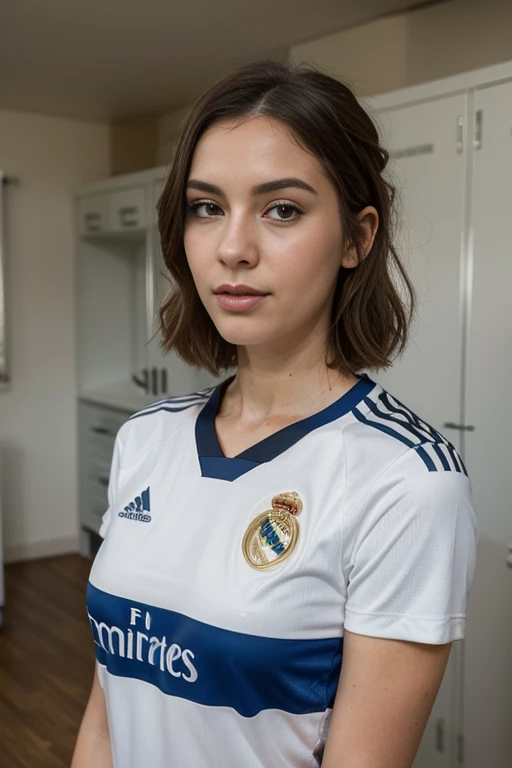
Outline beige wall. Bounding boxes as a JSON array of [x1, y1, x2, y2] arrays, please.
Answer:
[[111, 0, 512, 172], [111, 115, 159, 176], [291, 14, 409, 99], [290, 0, 512, 96], [0, 108, 109, 561]]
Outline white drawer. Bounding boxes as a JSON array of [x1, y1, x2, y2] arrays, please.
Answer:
[[77, 194, 110, 236], [81, 496, 106, 535], [79, 401, 131, 535], [88, 470, 110, 506], [109, 187, 146, 232], [83, 402, 127, 441]]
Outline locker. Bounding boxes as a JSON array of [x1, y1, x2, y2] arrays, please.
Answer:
[[361, 64, 512, 767]]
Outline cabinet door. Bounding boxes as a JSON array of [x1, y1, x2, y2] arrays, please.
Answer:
[[145, 179, 224, 398], [109, 186, 146, 232], [371, 92, 471, 768], [462, 80, 512, 768], [77, 194, 109, 236]]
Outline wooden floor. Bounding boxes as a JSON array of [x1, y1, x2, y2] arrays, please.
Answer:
[[0, 554, 96, 767]]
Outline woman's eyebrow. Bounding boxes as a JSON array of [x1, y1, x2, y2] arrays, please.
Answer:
[[185, 177, 318, 196]]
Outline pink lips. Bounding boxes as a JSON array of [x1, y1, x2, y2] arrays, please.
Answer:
[[214, 284, 269, 312], [215, 294, 268, 311]]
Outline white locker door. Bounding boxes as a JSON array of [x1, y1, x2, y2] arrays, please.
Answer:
[[369, 92, 471, 768], [463, 80, 512, 768]]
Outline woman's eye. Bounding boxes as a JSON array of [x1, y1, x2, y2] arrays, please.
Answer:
[[265, 203, 302, 222], [186, 201, 222, 218]]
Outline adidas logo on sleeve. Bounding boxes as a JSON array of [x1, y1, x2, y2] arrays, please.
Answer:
[[118, 487, 151, 523]]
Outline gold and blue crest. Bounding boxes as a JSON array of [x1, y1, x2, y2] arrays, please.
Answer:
[[242, 491, 303, 570]]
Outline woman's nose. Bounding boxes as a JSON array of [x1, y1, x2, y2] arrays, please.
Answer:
[[216, 212, 259, 268]]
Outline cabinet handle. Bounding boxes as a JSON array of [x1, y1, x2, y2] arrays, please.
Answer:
[[91, 425, 112, 436], [151, 367, 158, 396], [119, 206, 139, 228], [161, 368, 168, 395], [132, 368, 149, 393], [474, 109, 483, 150], [84, 212, 101, 232], [98, 474, 110, 487], [443, 422, 475, 431]]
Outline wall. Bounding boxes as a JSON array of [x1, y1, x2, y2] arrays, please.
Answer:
[[0, 108, 109, 562], [155, 104, 194, 167], [290, 0, 512, 95], [109, 0, 512, 172], [111, 115, 158, 176]]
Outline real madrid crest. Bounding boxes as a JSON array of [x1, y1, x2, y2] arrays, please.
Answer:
[[242, 491, 303, 570]]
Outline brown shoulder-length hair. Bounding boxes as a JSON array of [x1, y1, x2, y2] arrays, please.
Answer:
[[156, 57, 415, 377]]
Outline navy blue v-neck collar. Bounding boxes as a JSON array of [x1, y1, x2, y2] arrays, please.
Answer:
[[195, 373, 376, 481]]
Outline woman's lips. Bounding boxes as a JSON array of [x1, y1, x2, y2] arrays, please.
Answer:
[[215, 293, 269, 311]]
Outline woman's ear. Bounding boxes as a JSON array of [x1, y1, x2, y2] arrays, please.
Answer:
[[341, 206, 379, 269]]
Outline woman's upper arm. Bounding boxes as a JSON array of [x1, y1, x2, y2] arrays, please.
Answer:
[[321, 629, 452, 768]]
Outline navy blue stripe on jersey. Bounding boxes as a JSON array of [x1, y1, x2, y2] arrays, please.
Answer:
[[378, 391, 448, 444], [145, 391, 213, 409], [196, 373, 377, 480], [363, 396, 436, 444], [379, 391, 453, 447], [129, 392, 213, 422], [146, 393, 212, 409], [381, 392, 469, 474], [353, 391, 467, 475], [87, 582, 343, 718]]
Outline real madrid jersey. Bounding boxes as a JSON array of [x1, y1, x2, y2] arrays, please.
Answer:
[[86, 372, 479, 768]]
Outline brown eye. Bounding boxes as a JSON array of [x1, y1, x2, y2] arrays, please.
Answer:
[[265, 203, 302, 223], [186, 201, 223, 218]]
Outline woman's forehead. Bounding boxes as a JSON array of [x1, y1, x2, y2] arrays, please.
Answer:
[[188, 118, 326, 190]]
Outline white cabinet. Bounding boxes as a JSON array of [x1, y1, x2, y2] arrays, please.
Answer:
[[362, 63, 512, 768], [370, 91, 470, 768], [109, 186, 146, 232], [463, 79, 512, 768], [78, 186, 147, 237], [75, 167, 223, 408], [372, 91, 469, 447], [78, 401, 131, 535], [77, 194, 109, 236]]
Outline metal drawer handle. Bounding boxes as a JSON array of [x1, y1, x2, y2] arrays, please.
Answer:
[[97, 474, 110, 487], [119, 206, 139, 227], [132, 368, 149, 393], [84, 212, 101, 232], [443, 422, 475, 431], [91, 425, 113, 436]]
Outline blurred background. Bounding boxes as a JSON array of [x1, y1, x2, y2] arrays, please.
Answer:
[[0, 0, 511, 766]]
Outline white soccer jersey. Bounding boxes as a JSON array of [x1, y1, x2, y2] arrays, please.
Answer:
[[86, 372, 479, 768]]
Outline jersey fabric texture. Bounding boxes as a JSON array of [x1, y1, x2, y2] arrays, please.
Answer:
[[86, 372, 479, 768]]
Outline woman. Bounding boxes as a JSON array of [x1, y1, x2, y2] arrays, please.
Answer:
[[72, 58, 479, 768]]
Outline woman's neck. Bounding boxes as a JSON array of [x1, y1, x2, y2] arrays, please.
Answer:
[[218, 364, 361, 423]]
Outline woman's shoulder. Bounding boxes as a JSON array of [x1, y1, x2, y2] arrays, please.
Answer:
[[127, 385, 216, 423], [114, 385, 216, 457], [345, 379, 469, 481]]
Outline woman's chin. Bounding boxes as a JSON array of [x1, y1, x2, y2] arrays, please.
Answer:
[[214, 325, 277, 348]]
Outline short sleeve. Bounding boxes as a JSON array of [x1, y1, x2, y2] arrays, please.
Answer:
[[343, 448, 479, 644], [98, 431, 123, 539]]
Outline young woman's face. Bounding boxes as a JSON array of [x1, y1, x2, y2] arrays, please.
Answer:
[[184, 115, 359, 354]]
